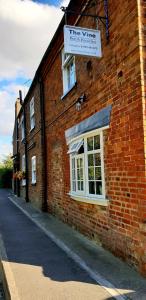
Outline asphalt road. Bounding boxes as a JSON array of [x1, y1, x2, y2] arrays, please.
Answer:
[[0, 189, 114, 300]]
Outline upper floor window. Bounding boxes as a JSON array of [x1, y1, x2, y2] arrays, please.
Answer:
[[30, 97, 35, 130], [31, 156, 36, 184], [21, 115, 25, 141], [62, 49, 76, 95], [68, 130, 105, 200], [22, 154, 26, 186]]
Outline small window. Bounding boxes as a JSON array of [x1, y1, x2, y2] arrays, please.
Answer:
[[22, 154, 26, 186], [62, 49, 76, 95], [30, 97, 35, 130], [31, 156, 36, 184]]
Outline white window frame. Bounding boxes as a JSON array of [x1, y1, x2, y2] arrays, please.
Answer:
[[62, 48, 76, 95], [31, 156, 36, 184], [21, 115, 25, 141], [30, 97, 35, 130], [68, 128, 106, 203], [22, 154, 26, 186], [70, 153, 85, 196]]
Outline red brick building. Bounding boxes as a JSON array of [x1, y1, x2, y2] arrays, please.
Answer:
[[12, 81, 47, 210], [13, 0, 146, 276]]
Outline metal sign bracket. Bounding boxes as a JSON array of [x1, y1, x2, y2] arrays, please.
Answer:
[[61, 0, 109, 41]]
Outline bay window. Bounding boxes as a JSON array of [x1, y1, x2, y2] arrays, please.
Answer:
[[68, 129, 106, 203]]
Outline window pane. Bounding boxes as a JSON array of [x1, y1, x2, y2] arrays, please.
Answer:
[[87, 137, 93, 151], [77, 169, 80, 180], [80, 158, 83, 167], [78, 145, 84, 154], [67, 60, 75, 88], [77, 159, 80, 168], [94, 153, 101, 166], [31, 116, 35, 129], [94, 135, 100, 150], [70, 61, 75, 86], [80, 168, 83, 180], [72, 181, 76, 191], [32, 116, 35, 127], [69, 140, 83, 154], [89, 181, 95, 194], [96, 182, 102, 195], [78, 181, 80, 190], [81, 181, 84, 191], [72, 169, 75, 180], [88, 167, 94, 180], [72, 158, 75, 169], [88, 154, 94, 166], [95, 167, 101, 180]]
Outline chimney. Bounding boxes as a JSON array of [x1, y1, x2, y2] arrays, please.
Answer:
[[15, 98, 21, 118]]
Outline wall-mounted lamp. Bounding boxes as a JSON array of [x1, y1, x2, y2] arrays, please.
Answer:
[[76, 94, 86, 111]]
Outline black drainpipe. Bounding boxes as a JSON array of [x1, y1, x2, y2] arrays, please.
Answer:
[[39, 79, 48, 212], [19, 90, 29, 203]]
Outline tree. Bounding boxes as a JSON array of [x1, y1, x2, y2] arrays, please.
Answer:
[[0, 154, 13, 188], [0, 154, 13, 169]]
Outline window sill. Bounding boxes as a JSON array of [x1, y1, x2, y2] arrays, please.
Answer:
[[68, 193, 109, 206], [61, 82, 77, 100], [31, 182, 36, 186]]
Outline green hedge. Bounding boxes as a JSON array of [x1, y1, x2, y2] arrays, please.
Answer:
[[0, 168, 12, 188]]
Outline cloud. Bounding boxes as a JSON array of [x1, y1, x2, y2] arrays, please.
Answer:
[[0, 0, 69, 80], [0, 0, 70, 161]]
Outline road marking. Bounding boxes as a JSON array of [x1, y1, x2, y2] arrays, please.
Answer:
[[8, 196, 130, 300]]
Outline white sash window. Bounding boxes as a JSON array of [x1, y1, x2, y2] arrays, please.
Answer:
[[31, 156, 36, 184], [62, 49, 76, 95]]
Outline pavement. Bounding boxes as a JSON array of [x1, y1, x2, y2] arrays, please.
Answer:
[[0, 190, 146, 300]]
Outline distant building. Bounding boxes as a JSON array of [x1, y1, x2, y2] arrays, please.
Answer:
[[12, 0, 146, 276]]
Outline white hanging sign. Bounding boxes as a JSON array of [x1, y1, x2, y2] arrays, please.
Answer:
[[64, 25, 102, 58]]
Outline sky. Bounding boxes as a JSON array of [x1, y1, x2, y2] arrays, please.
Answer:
[[0, 0, 69, 162]]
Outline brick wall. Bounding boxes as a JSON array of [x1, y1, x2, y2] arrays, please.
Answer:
[[136, 0, 146, 276], [43, 0, 146, 275]]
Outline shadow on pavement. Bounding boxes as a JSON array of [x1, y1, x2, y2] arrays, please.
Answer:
[[0, 189, 145, 299]]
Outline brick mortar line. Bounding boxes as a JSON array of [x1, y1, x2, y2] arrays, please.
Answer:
[[8, 196, 130, 300]]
